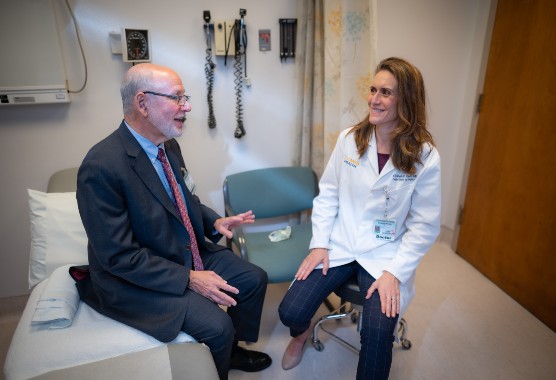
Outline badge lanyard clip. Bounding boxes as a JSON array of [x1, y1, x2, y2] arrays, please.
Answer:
[[374, 186, 396, 241], [383, 186, 390, 219]]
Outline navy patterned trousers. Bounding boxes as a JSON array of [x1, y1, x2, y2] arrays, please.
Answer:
[[279, 261, 398, 380]]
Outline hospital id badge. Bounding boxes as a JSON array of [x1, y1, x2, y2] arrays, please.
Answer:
[[181, 168, 196, 195], [374, 219, 396, 241]]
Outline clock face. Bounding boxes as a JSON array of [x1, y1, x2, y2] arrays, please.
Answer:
[[123, 29, 150, 62]]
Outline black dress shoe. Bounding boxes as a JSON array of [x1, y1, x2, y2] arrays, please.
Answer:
[[229, 346, 272, 372]]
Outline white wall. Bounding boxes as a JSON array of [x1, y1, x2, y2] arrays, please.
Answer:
[[375, 0, 495, 246], [0, 0, 495, 298]]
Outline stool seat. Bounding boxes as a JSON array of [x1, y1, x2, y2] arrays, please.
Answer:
[[333, 276, 360, 305]]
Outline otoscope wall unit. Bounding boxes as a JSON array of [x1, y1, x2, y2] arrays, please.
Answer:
[[213, 20, 237, 56], [202, 9, 249, 138]]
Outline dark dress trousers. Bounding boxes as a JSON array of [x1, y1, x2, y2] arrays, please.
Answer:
[[75, 121, 267, 343]]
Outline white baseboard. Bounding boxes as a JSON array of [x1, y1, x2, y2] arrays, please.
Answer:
[[438, 225, 458, 251]]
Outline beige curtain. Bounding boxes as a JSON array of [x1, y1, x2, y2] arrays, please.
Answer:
[[293, 0, 378, 177]]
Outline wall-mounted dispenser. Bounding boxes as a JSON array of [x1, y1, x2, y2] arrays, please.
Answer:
[[279, 19, 297, 62]]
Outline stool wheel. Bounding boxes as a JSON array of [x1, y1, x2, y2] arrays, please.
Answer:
[[313, 339, 325, 352]]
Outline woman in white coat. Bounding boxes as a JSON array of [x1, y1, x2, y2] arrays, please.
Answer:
[[279, 57, 441, 379]]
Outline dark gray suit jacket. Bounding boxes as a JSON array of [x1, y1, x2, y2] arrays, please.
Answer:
[[76, 121, 226, 342]]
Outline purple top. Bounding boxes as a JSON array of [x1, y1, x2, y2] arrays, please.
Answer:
[[378, 153, 389, 173]]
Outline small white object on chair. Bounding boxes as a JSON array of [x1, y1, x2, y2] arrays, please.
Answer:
[[268, 225, 292, 242]]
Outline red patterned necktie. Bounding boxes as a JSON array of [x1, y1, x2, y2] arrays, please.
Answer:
[[157, 148, 204, 271]]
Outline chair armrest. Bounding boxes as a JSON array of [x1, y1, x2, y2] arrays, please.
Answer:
[[234, 225, 249, 260], [226, 224, 249, 261]]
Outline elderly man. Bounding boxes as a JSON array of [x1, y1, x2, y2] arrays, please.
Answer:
[[75, 63, 271, 380]]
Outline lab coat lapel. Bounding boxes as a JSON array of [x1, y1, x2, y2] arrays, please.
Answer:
[[367, 131, 395, 182], [378, 159, 395, 179], [367, 132, 380, 177]]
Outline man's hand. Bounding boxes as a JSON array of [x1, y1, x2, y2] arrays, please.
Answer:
[[188, 270, 239, 307], [214, 210, 255, 239]]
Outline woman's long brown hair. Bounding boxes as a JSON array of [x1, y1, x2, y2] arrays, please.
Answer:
[[349, 57, 435, 175]]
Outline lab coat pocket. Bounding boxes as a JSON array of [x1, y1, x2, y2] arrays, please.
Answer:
[[386, 184, 414, 207]]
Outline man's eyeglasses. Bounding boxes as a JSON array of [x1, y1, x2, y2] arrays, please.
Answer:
[[143, 91, 191, 106], [369, 86, 396, 99]]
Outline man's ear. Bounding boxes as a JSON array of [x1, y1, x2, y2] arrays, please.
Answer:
[[137, 92, 148, 116]]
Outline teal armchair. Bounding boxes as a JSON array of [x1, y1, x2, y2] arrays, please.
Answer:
[[222, 166, 318, 283]]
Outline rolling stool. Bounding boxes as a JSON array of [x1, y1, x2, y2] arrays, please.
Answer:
[[312, 275, 412, 352]]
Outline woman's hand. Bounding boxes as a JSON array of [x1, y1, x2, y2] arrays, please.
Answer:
[[366, 271, 400, 318], [214, 210, 255, 239], [295, 248, 329, 280]]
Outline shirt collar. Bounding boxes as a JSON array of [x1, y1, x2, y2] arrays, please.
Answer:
[[124, 121, 164, 163]]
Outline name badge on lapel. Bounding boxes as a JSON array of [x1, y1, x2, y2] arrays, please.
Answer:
[[374, 219, 396, 241], [181, 167, 196, 195]]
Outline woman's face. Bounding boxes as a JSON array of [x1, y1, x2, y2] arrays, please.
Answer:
[[368, 70, 399, 130]]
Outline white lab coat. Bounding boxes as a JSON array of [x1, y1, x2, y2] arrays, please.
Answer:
[[310, 127, 441, 318]]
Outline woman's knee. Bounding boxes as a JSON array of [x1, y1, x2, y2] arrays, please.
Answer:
[[278, 291, 307, 328], [360, 314, 397, 348], [277, 299, 292, 326]]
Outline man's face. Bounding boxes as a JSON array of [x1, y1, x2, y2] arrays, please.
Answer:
[[144, 72, 191, 143]]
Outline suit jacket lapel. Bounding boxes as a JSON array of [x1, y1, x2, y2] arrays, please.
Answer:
[[165, 146, 204, 235], [116, 122, 182, 223]]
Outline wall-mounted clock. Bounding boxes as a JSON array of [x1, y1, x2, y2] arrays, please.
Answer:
[[122, 28, 151, 63]]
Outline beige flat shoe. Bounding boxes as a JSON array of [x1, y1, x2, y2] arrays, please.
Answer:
[[282, 337, 308, 370]]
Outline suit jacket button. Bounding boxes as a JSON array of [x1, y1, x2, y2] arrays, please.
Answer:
[[186, 244, 191, 250]]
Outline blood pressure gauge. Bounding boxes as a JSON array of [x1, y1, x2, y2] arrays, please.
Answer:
[[122, 28, 151, 63]]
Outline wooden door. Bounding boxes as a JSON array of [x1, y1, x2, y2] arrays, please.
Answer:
[[456, 0, 556, 331]]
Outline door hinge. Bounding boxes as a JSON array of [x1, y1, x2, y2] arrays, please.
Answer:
[[457, 205, 464, 225], [476, 93, 483, 114]]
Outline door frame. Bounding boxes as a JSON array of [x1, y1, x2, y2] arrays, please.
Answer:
[[450, 0, 499, 249]]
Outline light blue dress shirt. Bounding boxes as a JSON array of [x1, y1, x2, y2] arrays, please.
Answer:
[[125, 122, 185, 204], [125, 122, 218, 236]]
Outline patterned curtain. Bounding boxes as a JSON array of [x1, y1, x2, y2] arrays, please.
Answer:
[[293, 0, 378, 178]]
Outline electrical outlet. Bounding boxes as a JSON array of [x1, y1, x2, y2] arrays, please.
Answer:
[[214, 20, 235, 56]]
